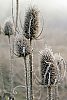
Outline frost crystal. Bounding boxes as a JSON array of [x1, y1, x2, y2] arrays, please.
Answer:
[[40, 47, 57, 86], [24, 7, 39, 40], [15, 34, 30, 57], [54, 53, 66, 84]]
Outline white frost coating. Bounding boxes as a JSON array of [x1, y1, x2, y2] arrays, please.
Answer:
[[48, 72, 50, 86], [23, 47, 25, 54], [14, 33, 23, 53], [54, 53, 66, 85], [40, 46, 55, 61], [44, 63, 50, 84], [4, 17, 15, 34]]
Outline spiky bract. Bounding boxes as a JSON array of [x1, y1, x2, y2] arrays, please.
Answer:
[[24, 7, 39, 40], [41, 48, 57, 86], [15, 36, 30, 57], [54, 53, 66, 83]]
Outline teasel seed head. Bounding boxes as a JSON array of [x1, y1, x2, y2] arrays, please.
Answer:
[[4, 20, 14, 38], [24, 7, 39, 40], [40, 47, 57, 86], [15, 35, 30, 57], [54, 53, 66, 83]]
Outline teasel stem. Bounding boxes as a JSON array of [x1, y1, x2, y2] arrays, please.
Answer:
[[47, 86, 53, 100], [29, 20, 33, 100], [1, 67, 5, 97], [29, 39, 33, 100], [23, 46, 29, 100], [12, 0, 16, 36], [8, 36, 10, 44], [54, 84, 59, 100], [8, 36, 14, 96], [16, 0, 19, 29], [28, 14, 33, 100], [24, 56, 29, 100], [12, 0, 14, 25]]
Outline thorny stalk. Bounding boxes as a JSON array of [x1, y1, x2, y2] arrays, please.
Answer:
[[28, 13, 33, 100], [47, 86, 53, 100], [29, 40, 33, 100], [23, 45, 29, 100], [24, 57, 29, 100], [54, 84, 59, 100], [16, 0, 19, 29], [9, 37, 14, 97]]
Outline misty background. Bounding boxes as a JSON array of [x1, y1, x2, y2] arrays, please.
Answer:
[[0, 0, 67, 66], [0, 0, 67, 59], [0, 0, 67, 99]]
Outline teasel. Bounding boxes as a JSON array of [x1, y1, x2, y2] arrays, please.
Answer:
[[53, 53, 66, 100], [4, 19, 15, 99], [4, 20, 14, 43], [54, 53, 66, 86], [40, 47, 57, 100], [11, 0, 19, 35], [15, 36, 30, 57], [12, 0, 29, 99], [23, 7, 40, 100], [40, 47, 56, 86], [15, 35, 30, 100], [24, 7, 39, 40]]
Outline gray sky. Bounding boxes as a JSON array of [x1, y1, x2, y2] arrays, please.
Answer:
[[0, 0, 67, 30], [0, 0, 67, 18], [0, 0, 67, 58]]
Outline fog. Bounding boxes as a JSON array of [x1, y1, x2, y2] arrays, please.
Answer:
[[0, 0, 67, 49], [0, 0, 67, 28]]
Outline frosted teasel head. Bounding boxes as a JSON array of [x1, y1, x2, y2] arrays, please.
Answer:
[[23, 7, 39, 40], [15, 35, 30, 57], [4, 20, 14, 38], [54, 53, 66, 82], [40, 47, 55, 62], [40, 47, 57, 86]]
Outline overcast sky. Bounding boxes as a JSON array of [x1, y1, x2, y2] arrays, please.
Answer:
[[0, 0, 67, 30], [0, 0, 67, 58]]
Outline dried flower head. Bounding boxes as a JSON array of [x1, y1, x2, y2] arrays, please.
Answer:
[[15, 35, 30, 57], [24, 7, 39, 40], [4, 21, 14, 37], [54, 53, 66, 83], [40, 47, 57, 86]]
